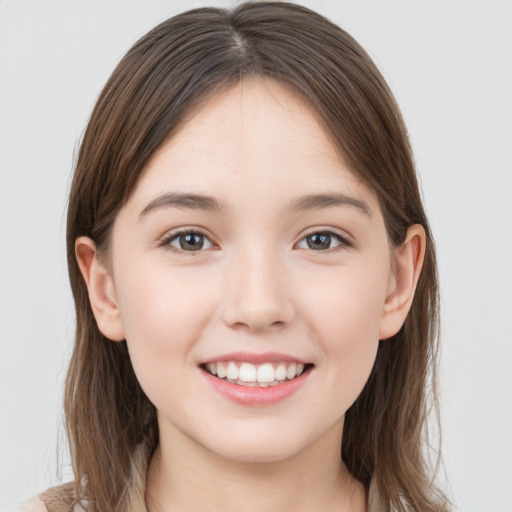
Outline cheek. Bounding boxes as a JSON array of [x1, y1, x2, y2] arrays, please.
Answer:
[[113, 262, 216, 376], [302, 261, 389, 393], [305, 259, 388, 338], [323, 294, 381, 383]]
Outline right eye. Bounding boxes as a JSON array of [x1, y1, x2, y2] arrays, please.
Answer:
[[161, 229, 214, 253]]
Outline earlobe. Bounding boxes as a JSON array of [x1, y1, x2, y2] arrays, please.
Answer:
[[379, 225, 426, 340], [75, 236, 125, 342]]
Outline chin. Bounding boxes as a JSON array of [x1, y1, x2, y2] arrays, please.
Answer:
[[202, 429, 312, 464]]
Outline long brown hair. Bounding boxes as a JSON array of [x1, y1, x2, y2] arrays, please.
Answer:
[[56, 2, 451, 511]]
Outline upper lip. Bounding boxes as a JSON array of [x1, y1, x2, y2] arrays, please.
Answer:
[[201, 351, 311, 365]]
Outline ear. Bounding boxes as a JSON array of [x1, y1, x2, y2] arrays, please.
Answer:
[[379, 224, 426, 340], [75, 236, 125, 342]]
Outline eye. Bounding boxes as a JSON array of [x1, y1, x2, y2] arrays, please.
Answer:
[[296, 230, 352, 252], [161, 229, 214, 253]]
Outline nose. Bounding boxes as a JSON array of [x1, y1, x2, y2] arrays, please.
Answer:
[[220, 247, 296, 332]]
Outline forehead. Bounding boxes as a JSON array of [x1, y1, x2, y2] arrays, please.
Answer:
[[130, 77, 380, 216]]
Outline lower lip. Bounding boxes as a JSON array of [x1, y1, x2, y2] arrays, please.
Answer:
[[200, 367, 312, 406]]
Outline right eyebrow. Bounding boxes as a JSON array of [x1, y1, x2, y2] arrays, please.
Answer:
[[287, 192, 372, 217], [139, 192, 229, 219]]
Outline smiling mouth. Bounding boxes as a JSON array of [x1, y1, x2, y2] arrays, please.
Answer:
[[201, 361, 314, 388]]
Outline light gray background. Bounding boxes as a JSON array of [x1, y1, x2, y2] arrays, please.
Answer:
[[1, 1, 511, 510]]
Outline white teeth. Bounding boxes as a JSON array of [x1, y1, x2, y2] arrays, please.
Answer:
[[275, 363, 287, 381], [286, 363, 297, 380], [226, 362, 239, 380], [239, 362, 257, 383], [205, 360, 309, 386], [257, 363, 275, 383], [216, 362, 227, 379]]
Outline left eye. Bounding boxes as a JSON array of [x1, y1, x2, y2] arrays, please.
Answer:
[[297, 231, 350, 251], [165, 230, 214, 252]]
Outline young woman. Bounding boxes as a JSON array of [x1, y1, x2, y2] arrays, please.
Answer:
[[21, 2, 451, 511]]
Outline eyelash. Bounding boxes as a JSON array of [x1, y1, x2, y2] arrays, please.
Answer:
[[159, 228, 353, 255]]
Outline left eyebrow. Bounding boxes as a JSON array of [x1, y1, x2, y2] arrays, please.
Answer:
[[287, 192, 372, 217], [139, 192, 229, 219]]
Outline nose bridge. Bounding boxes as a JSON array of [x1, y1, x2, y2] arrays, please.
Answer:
[[221, 239, 295, 331]]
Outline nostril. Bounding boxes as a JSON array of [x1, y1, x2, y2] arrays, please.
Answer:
[[229, 321, 284, 332]]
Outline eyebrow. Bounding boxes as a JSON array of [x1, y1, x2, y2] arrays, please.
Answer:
[[287, 192, 371, 216], [139, 192, 227, 217], [139, 191, 371, 218]]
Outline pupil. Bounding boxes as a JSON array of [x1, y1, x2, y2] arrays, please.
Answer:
[[309, 233, 330, 250], [183, 233, 202, 250]]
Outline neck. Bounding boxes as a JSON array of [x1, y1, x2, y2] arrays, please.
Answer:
[[145, 420, 366, 512]]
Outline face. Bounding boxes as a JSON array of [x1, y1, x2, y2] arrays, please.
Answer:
[[103, 79, 398, 462]]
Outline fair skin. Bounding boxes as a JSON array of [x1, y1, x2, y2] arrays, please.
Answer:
[[75, 78, 425, 512]]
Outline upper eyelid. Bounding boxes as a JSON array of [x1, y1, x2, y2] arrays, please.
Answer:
[[300, 227, 352, 241]]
